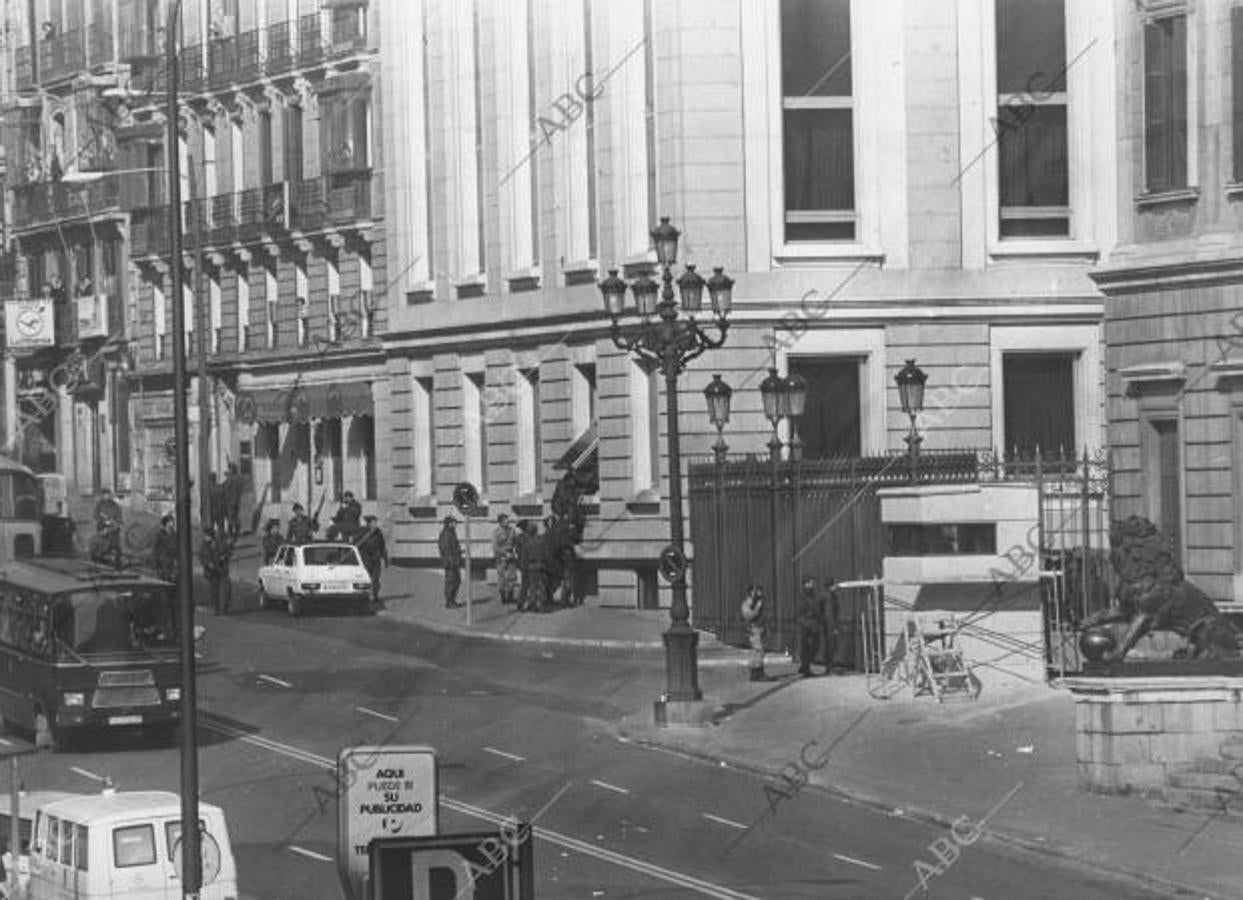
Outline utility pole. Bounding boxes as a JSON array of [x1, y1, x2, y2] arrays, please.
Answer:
[[187, 154, 211, 529]]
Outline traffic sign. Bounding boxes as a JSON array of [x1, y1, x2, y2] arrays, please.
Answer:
[[338, 745, 438, 900], [369, 828, 534, 900]]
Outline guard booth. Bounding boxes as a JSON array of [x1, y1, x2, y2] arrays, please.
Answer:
[[688, 451, 985, 667]]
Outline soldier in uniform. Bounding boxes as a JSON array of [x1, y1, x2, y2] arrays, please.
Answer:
[[354, 515, 389, 606], [92, 487, 123, 567], [261, 518, 283, 565], [796, 575, 830, 677], [492, 514, 518, 605], [326, 491, 363, 542], [201, 526, 235, 615], [223, 462, 244, 537], [286, 502, 318, 545], [518, 521, 547, 613], [438, 516, 464, 608], [151, 514, 179, 584]]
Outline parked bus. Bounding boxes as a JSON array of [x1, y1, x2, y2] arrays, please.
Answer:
[[0, 558, 180, 751], [0, 456, 41, 563]]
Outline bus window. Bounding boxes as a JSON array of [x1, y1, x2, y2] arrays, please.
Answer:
[[45, 817, 59, 863], [53, 589, 177, 657], [58, 816, 72, 865], [113, 824, 155, 868], [74, 825, 88, 870]]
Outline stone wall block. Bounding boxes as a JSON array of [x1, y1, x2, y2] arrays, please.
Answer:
[[1150, 730, 1232, 764], [1114, 762, 1168, 794], [1160, 701, 1216, 734], [1212, 699, 1243, 733], [1075, 700, 1108, 732], [1101, 732, 1152, 766], [1102, 702, 1162, 733]]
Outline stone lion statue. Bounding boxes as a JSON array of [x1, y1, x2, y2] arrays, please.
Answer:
[[1082, 515, 1239, 662]]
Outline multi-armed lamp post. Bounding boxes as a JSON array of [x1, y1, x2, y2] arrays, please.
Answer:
[[598, 218, 733, 714]]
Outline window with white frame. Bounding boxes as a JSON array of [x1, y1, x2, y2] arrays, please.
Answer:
[[629, 360, 660, 492], [609, 0, 655, 257], [446, 0, 484, 278], [202, 123, 217, 200], [498, 0, 539, 276], [413, 375, 435, 496], [551, 0, 597, 267], [780, 0, 855, 242], [182, 276, 194, 357], [1143, 12, 1188, 193], [236, 263, 250, 352], [208, 269, 222, 353], [152, 280, 166, 361], [462, 372, 488, 491], [516, 368, 541, 495], [327, 251, 341, 341], [231, 115, 245, 190], [265, 259, 278, 348], [358, 246, 374, 336], [995, 0, 1069, 238], [571, 362, 596, 436], [295, 255, 308, 346]]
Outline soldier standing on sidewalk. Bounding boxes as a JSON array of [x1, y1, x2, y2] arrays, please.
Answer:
[[151, 514, 178, 583], [796, 575, 829, 677], [740, 581, 769, 682], [201, 526, 235, 616], [354, 515, 389, 607], [438, 516, 464, 608], [492, 514, 518, 605]]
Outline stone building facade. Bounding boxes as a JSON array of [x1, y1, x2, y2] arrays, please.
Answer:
[[376, 0, 1117, 606], [1093, 0, 1243, 602]]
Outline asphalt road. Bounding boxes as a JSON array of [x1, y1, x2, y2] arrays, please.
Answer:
[[9, 603, 1175, 900]]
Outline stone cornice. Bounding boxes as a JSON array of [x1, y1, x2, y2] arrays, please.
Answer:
[[1092, 243, 1243, 295]]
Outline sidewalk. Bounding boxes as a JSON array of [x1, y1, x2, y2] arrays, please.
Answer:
[[214, 548, 1243, 897]]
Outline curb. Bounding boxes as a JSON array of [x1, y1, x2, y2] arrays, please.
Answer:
[[611, 725, 1234, 900], [375, 606, 749, 656]]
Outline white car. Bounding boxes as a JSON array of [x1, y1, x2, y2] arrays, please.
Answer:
[[257, 542, 375, 616]]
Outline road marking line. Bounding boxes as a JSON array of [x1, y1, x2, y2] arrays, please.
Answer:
[[701, 813, 747, 830], [832, 852, 881, 871], [356, 706, 399, 723], [288, 845, 333, 862], [70, 766, 106, 783], [200, 716, 758, 900], [590, 779, 630, 795], [482, 746, 526, 763], [258, 674, 293, 688]]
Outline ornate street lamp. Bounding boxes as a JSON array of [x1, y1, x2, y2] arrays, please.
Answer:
[[896, 358, 928, 482], [784, 370, 808, 462], [599, 217, 732, 720], [704, 374, 733, 464], [760, 368, 784, 462]]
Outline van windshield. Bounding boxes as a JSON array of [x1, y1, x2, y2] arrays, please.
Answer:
[[52, 588, 176, 656]]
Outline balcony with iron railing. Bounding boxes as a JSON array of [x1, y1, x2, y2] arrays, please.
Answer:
[[298, 14, 324, 68], [265, 20, 294, 76], [327, 9, 367, 59], [290, 170, 373, 230], [15, 46, 33, 90], [209, 193, 237, 244], [130, 205, 171, 257], [180, 44, 205, 93], [13, 179, 122, 230], [38, 28, 87, 83]]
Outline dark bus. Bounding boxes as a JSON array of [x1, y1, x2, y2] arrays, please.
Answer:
[[0, 558, 180, 750]]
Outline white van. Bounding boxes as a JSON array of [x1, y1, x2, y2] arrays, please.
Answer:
[[26, 791, 237, 899], [0, 792, 77, 898]]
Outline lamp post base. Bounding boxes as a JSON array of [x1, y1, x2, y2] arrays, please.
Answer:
[[654, 625, 706, 726]]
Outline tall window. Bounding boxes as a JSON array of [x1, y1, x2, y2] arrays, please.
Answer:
[[294, 255, 308, 346], [1003, 353, 1075, 459], [413, 376, 435, 495], [283, 103, 303, 183], [265, 259, 278, 348], [1144, 14, 1188, 193], [781, 0, 855, 242], [321, 91, 370, 172], [258, 109, 273, 185], [231, 116, 245, 190], [182, 276, 194, 357], [152, 280, 166, 361], [236, 264, 250, 352], [996, 0, 1069, 238], [462, 373, 487, 490], [1144, 418, 1182, 561], [516, 368, 541, 495], [448, 0, 483, 277], [1233, 8, 1243, 183], [790, 358, 860, 458], [208, 270, 222, 353], [499, 0, 538, 273], [571, 362, 596, 436], [629, 361, 660, 492]]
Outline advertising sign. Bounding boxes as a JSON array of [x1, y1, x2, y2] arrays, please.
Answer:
[[369, 829, 535, 900], [76, 294, 108, 339], [338, 745, 438, 900], [4, 299, 54, 349]]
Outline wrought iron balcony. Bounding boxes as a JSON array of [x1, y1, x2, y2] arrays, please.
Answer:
[[326, 168, 372, 224], [180, 43, 204, 93], [15, 46, 32, 90], [327, 9, 367, 58], [38, 28, 86, 83], [13, 179, 121, 229], [86, 23, 110, 66], [236, 29, 261, 81], [209, 193, 237, 244], [297, 13, 324, 67], [130, 205, 171, 257], [208, 36, 238, 88], [265, 21, 294, 76]]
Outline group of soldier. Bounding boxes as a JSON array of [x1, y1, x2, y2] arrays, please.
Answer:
[[260, 491, 389, 606], [438, 512, 582, 613]]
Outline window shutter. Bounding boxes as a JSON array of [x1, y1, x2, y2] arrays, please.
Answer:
[[1234, 8, 1243, 181], [1170, 15, 1187, 189]]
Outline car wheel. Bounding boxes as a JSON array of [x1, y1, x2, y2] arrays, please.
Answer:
[[34, 708, 58, 752], [288, 591, 303, 618]]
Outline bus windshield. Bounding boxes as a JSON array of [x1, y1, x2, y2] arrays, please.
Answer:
[[52, 588, 176, 657]]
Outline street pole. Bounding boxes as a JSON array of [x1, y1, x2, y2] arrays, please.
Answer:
[[166, 1, 203, 895], [187, 154, 211, 530], [464, 512, 473, 626], [662, 367, 701, 701], [8, 755, 18, 898]]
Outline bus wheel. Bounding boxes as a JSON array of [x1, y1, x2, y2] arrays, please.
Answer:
[[34, 710, 57, 752], [287, 592, 303, 617]]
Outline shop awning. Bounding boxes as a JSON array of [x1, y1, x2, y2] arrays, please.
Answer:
[[913, 581, 1044, 613], [237, 382, 373, 425], [554, 424, 598, 471]]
